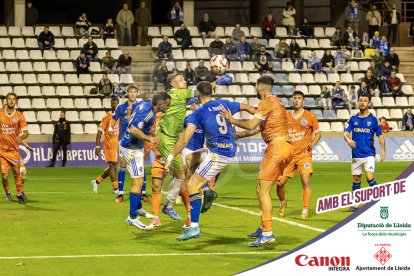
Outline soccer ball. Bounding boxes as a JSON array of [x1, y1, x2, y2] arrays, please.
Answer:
[[210, 55, 228, 75]]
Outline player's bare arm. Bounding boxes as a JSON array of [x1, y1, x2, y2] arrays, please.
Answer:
[[239, 103, 257, 115], [165, 124, 196, 172], [108, 118, 117, 134], [129, 126, 160, 145], [21, 139, 33, 152], [220, 107, 262, 131], [235, 128, 261, 139], [18, 130, 29, 143], [378, 134, 386, 161], [309, 131, 322, 149], [95, 130, 102, 156], [344, 131, 356, 148]]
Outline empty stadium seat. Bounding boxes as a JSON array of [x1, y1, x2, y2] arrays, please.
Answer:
[[32, 98, 46, 109], [65, 74, 79, 84], [46, 99, 60, 109], [27, 86, 41, 96], [16, 50, 29, 60], [12, 38, 25, 48], [42, 86, 56, 96], [38, 74, 51, 84], [17, 98, 31, 109], [37, 111, 52, 122], [395, 97, 408, 106], [148, 26, 161, 37], [313, 109, 323, 120], [41, 124, 54, 134], [29, 50, 42, 59], [382, 97, 395, 107], [54, 38, 65, 48], [325, 27, 336, 37], [106, 39, 118, 48], [47, 62, 61, 71], [88, 98, 102, 109], [57, 50, 70, 60], [402, 85, 413, 95], [52, 74, 66, 84], [282, 85, 295, 95], [94, 111, 106, 121], [215, 27, 225, 36], [71, 124, 84, 134], [304, 98, 317, 107], [70, 86, 84, 96], [296, 85, 308, 94], [74, 98, 89, 109], [243, 61, 255, 71], [80, 111, 94, 121], [242, 85, 255, 95], [10, 74, 23, 84], [272, 85, 282, 95], [21, 26, 35, 37], [28, 124, 41, 134], [331, 122, 344, 131], [319, 122, 331, 131], [390, 109, 403, 119], [65, 110, 79, 121], [371, 97, 382, 107], [20, 61, 33, 72], [228, 85, 241, 95], [160, 26, 173, 36], [61, 26, 74, 37], [5, 61, 19, 72], [61, 98, 75, 108], [235, 73, 249, 83], [0, 74, 9, 85], [172, 49, 183, 59], [248, 98, 260, 107], [376, 109, 390, 118], [84, 124, 98, 134], [14, 86, 27, 97], [323, 109, 337, 119], [288, 72, 300, 82], [276, 27, 287, 37], [215, 85, 228, 94], [250, 27, 262, 37], [388, 121, 399, 131]]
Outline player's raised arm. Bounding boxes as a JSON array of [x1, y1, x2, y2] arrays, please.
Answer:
[[221, 108, 262, 131], [165, 124, 196, 172], [129, 125, 160, 144]]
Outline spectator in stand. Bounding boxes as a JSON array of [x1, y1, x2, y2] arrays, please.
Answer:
[[371, 48, 384, 66], [115, 51, 132, 74], [98, 73, 112, 96], [261, 14, 276, 40], [75, 13, 91, 37], [274, 38, 290, 57], [362, 69, 380, 96], [366, 4, 382, 39], [169, 1, 184, 27], [75, 51, 90, 76], [152, 60, 169, 92], [370, 31, 381, 48], [183, 63, 196, 85], [254, 45, 273, 73], [299, 17, 313, 37], [384, 3, 401, 45], [334, 46, 351, 73], [380, 60, 392, 79], [38, 26, 55, 53], [330, 27, 343, 47], [322, 49, 335, 74], [379, 36, 390, 55], [194, 60, 209, 83], [345, 0, 359, 33], [116, 3, 134, 46], [236, 36, 251, 62], [112, 82, 126, 98], [402, 108, 413, 131], [199, 13, 216, 39], [352, 47, 364, 58], [348, 84, 359, 110], [368, 60, 381, 78], [232, 24, 245, 44], [343, 26, 359, 49], [386, 71, 403, 97], [102, 51, 117, 74], [135, 1, 151, 46], [380, 117, 391, 133], [101, 18, 116, 40], [289, 38, 301, 62], [360, 31, 370, 50], [224, 37, 238, 61], [331, 81, 349, 110], [157, 35, 173, 60], [82, 36, 98, 61], [174, 23, 192, 50], [276, 46, 290, 61], [320, 85, 332, 109], [282, 1, 296, 35], [385, 47, 399, 72], [250, 36, 262, 59], [308, 51, 322, 71], [208, 35, 224, 56], [357, 81, 372, 97], [25, 1, 38, 27]]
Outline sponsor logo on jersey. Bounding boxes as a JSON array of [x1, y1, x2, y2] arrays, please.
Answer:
[[312, 141, 339, 161], [367, 121, 371, 126], [393, 140, 414, 160], [13, 117, 18, 123], [353, 128, 371, 133], [301, 119, 307, 126], [304, 163, 310, 169]]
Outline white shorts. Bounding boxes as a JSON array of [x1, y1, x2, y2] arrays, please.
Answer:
[[120, 146, 144, 179], [195, 150, 232, 181], [181, 147, 207, 164], [351, 156, 375, 176]]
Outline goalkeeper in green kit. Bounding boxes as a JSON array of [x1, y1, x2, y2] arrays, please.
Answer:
[[153, 73, 233, 228]]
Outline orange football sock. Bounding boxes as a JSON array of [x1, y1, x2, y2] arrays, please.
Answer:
[[96, 175, 104, 184], [181, 188, 191, 214], [3, 184, 10, 193], [302, 187, 312, 209], [152, 192, 161, 217], [276, 186, 286, 202], [261, 213, 273, 232], [14, 174, 23, 194], [111, 181, 118, 190], [207, 178, 215, 189]]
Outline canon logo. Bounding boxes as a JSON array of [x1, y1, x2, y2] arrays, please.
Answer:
[[295, 254, 351, 267]]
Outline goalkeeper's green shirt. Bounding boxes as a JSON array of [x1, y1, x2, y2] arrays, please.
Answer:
[[159, 88, 194, 138]]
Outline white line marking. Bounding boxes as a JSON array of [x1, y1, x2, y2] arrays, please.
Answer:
[[213, 203, 326, 233], [0, 251, 286, 260]]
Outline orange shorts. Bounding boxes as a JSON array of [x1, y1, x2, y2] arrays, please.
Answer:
[[282, 155, 313, 178], [259, 140, 294, 182], [0, 151, 20, 174], [104, 148, 118, 163], [147, 142, 165, 179]]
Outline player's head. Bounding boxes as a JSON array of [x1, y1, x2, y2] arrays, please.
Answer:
[[196, 81, 213, 98], [59, 110, 66, 120], [358, 94, 371, 111], [127, 86, 138, 102], [152, 92, 171, 113], [256, 76, 274, 99], [110, 97, 119, 111], [292, 91, 305, 110], [169, 74, 187, 89], [5, 92, 17, 109]]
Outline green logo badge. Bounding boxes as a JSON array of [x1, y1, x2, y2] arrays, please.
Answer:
[[380, 206, 389, 219]]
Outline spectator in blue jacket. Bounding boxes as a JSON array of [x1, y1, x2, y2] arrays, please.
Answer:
[[236, 36, 251, 61], [224, 37, 238, 61], [75, 51, 90, 76]]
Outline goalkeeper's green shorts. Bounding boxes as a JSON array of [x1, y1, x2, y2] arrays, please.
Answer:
[[157, 131, 184, 172]]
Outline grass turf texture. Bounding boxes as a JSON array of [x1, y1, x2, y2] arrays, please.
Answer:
[[0, 162, 410, 275]]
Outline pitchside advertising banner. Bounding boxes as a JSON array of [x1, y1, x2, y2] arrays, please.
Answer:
[[19, 137, 414, 167], [237, 164, 414, 276]]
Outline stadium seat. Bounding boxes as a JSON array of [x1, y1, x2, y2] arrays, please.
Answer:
[[74, 99, 89, 109], [29, 50, 42, 60], [42, 86, 56, 96], [12, 38, 25, 48], [313, 27, 324, 37], [327, 73, 340, 83], [280, 97, 289, 107], [248, 98, 260, 107], [10, 74, 24, 84], [323, 109, 337, 119], [282, 61, 295, 71], [224, 27, 235, 37], [304, 98, 317, 108], [65, 111, 79, 121], [61, 98, 75, 108], [50, 111, 61, 120], [14, 86, 27, 97], [371, 97, 382, 107], [79, 74, 92, 84], [183, 49, 196, 59], [187, 26, 199, 36], [21, 26, 35, 37], [228, 85, 241, 95], [28, 124, 41, 135], [65, 38, 78, 48], [88, 98, 102, 109], [390, 109, 403, 119], [46, 99, 60, 109], [402, 85, 413, 95], [0, 86, 12, 96], [353, 73, 365, 81], [8, 26, 21, 36], [47, 61, 61, 71], [272, 85, 282, 95], [0, 74, 9, 85], [20, 61, 33, 72], [382, 97, 395, 107], [288, 72, 300, 83], [54, 38, 65, 48], [229, 61, 242, 71], [71, 124, 84, 134], [52, 74, 66, 84], [395, 97, 408, 106], [17, 98, 31, 109], [315, 73, 327, 83], [57, 50, 70, 60], [94, 111, 106, 121], [84, 124, 98, 134], [196, 49, 210, 59], [5, 61, 19, 72], [248, 73, 261, 83], [0, 62, 4, 71], [250, 27, 262, 38], [296, 85, 308, 94], [148, 26, 160, 37], [313, 109, 323, 120], [61, 26, 75, 37], [49, 26, 61, 36], [243, 61, 255, 71], [282, 85, 295, 95], [27, 86, 41, 96], [276, 27, 287, 37], [359, 61, 370, 71], [32, 98, 46, 109], [70, 86, 84, 96], [325, 27, 336, 37], [41, 124, 54, 134], [235, 73, 249, 84], [37, 111, 52, 122], [319, 122, 331, 131], [16, 50, 29, 60], [331, 122, 344, 131], [376, 109, 390, 118], [340, 73, 353, 83], [275, 73, 288, 83], [388, 121, 399, 131], [172, 49, 183, 59], [65, 74, 79, 84], [215, 27, 225, 37], [106, 39, 118, 48], [37, 74, 51, 84], [191, 37, 203, 48], [160, 26, 173, 36], [242, 85, 255, 95], [0, 38, 12, 48]]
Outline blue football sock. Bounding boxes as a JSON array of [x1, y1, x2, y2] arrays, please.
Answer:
[[129, 192, 141, 219], [352, 182, 361, 191], [367, 178, 377, 186], [142, 171, 147, 193], [189, 193, 202, 223], [118, 167, 126, 192]]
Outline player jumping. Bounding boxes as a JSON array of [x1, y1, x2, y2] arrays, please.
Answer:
[[344, 94, 386, 212]]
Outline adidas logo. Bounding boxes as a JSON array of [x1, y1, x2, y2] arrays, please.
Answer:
[[312, 141, 339, 161], [393, 140, 414, 160]]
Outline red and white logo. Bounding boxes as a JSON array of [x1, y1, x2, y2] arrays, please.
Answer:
[[374, 247, 392, 265], [295, 254, 351, 267]]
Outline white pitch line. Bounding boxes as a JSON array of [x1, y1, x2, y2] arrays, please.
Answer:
[[213, 203, 326, 233], [0, 251, 286, 260]]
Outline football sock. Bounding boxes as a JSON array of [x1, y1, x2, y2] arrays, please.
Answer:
[[129, 192, 141, 219], [261, 213, 273, 232], [14, 174, 23, 194], [352, 182, 361, 191], [3, 185, 10, 193], [276, 185, 286, 202], [118, 167, 126, 193], [152, 192, 161, 216], [189, 193, 202, 225], [262, 231, 273, 237], [181, 188, 191, 213], [142, 171, 147, 194], [166, 178, 184, 208], [96, 175, 104, 184], [201, 183, 209, 191], [302, 208, 309, 215], [367, 178, 377, 187], [111, 181, 118, 190], [302, 187, 311, 209]]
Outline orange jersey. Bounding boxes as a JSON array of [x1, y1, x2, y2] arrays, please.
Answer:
[[254, 95, 288, 144], [98, 112, 119, 152], [0, 109, 28, 153], [287, 110, 320, 157]]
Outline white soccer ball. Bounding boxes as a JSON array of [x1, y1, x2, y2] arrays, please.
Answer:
[[210, 55, 228, 75]]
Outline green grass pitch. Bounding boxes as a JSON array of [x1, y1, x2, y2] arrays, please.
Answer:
[[0, 162, 410, 275]]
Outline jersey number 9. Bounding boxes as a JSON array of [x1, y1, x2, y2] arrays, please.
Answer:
[[216, 114, 228, 135]]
